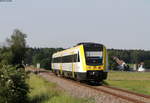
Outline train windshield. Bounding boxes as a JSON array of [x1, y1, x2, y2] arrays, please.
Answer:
[[84, 44, 103, 66]]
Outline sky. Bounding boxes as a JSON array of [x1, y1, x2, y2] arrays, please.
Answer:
[[0, 0, 150, 50]]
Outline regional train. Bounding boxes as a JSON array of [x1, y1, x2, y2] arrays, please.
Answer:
[[51, 42, 108, 82]]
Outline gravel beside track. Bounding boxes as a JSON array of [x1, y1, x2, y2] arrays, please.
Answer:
[[37, 72, 131, 103]]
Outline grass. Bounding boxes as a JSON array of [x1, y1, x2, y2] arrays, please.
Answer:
[[105, 71, 150, 95], [27, 74, 94, 103]]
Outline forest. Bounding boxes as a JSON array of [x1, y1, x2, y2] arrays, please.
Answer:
[[24, 47, 150, 70]]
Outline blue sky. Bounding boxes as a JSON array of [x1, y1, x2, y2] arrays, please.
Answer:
[[0, 0, 150, 50]]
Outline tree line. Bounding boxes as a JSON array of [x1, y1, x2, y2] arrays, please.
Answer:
[[108, 49, 150, 69], [24, 47, 63, 69], [24, 47, 150, 70]]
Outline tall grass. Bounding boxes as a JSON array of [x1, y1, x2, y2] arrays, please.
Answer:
[[27, 74, 94, 103], [106, 71, 150, 95]]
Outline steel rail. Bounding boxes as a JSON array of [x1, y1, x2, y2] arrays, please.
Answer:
[[103, 85, 150, 99]]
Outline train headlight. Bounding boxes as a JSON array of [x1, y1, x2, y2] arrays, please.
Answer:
[[98, 67, 103, 69], [93, 66, 96, 69], [87, 66, 91, 69]]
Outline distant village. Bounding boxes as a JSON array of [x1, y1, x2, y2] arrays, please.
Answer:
[[113, 56, 149, 72]]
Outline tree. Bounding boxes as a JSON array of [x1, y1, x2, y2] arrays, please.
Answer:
[[7, 29, 27, 65], [0, 47, 13, 64], [144, 60, 150, 69], [0, 29, 29, 103]]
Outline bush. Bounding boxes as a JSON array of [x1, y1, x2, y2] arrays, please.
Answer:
[[40, 58, 51, 69], [0, 64, 29, 103], [144, 60, 150, 69]]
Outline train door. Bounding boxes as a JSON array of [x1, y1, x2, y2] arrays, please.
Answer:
[[59, 55, 63, 75], [71, 53, 75, 78]]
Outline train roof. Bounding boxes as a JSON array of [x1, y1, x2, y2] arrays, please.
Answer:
[[76, 42, 103, 47], [52, 42, 105, 57]]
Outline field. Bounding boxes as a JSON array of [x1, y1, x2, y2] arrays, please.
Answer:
[[27, 74, 94, 103], [105, 71, 150, 95]]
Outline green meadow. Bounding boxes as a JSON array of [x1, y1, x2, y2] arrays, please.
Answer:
[[105, 71, 150, 95]]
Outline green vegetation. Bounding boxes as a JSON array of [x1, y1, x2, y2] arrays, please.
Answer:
[[144, 60, 150, 69], [0, 29, 29, 103], [0, 29, 27, 65], [25, 48, 63, 69], [106, 71, 150, 95], [28, 74, 94, 103], [0, 64, 29, 103]]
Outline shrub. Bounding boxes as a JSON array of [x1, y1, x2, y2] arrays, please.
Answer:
[[144, 60, 150, 69], [0, 64, 29, 103]]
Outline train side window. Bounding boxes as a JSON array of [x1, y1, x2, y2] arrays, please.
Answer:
[[72, 54, 78, 62], [77, 52, 80, 62], [74, 54, 77, 62], [73, 55, 75, 62], [61, 54, 80, 63], [53, 57, 62, 63]]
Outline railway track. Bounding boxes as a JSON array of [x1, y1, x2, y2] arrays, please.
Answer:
[[59, 77, 150, 103], [27, 68, 150, 103], [102, 85, 150, 99], [92, 85, 150, 103]]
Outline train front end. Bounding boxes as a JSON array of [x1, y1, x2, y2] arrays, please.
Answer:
[[80, 43, 108, 82]]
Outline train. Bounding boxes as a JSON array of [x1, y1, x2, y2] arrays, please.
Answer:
[[51, 42, 108, 82]]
